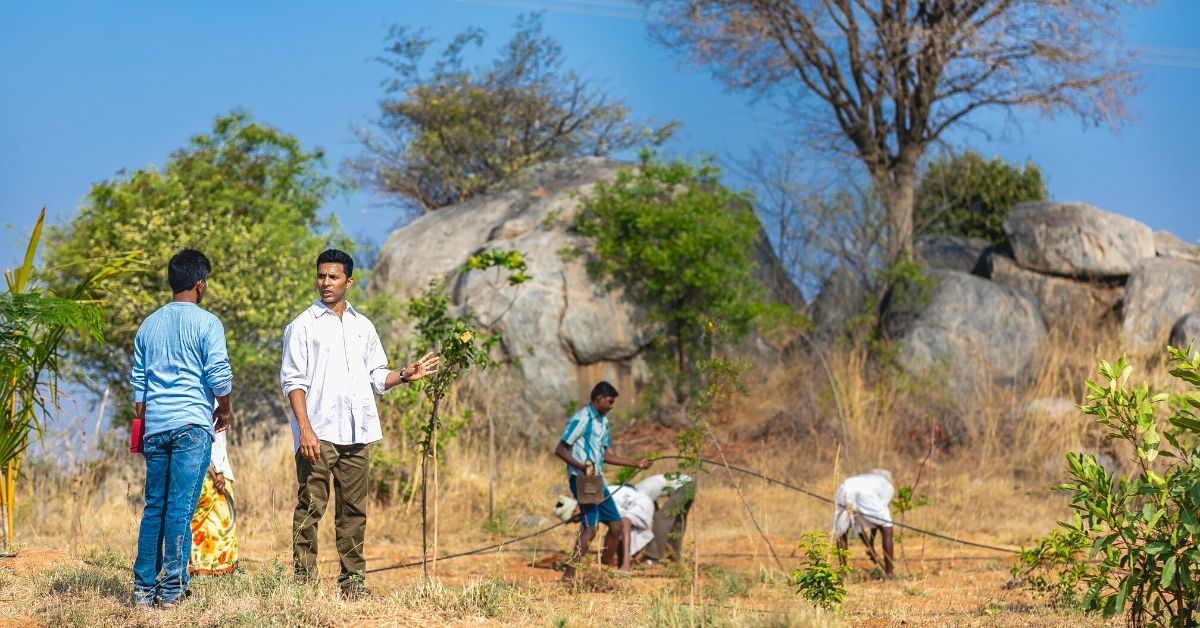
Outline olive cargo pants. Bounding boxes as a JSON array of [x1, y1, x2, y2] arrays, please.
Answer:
[[292, 441, 370, 591]]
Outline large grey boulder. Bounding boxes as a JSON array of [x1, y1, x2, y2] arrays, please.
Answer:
[[809, 266, 867, 338], [1169, 311, 1200, 353], [892, 270, 1047, 396], [372, 157, 802, 436], [915, 234, 991, 274], [983, 252, 1121, 334], [1003, 202, 1155, 277], [1121, 258, 1200, 354], [1155, 231, 1200, 262]]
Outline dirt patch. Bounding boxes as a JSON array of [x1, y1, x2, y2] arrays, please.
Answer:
[[0, 548, 82, 577], [0, 617, 43, 628]]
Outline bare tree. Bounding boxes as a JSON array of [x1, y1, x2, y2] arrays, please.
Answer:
[[647, 0, 1143, 267], [735, 146, 887, 299]]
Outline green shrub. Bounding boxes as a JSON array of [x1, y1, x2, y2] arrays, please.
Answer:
[[1015, 349, 1200, 626], [914, 150, 1046, 244], [790, 533, 851, 609]]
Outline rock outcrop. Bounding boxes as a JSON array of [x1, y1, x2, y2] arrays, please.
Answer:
[[373, 158, 802, 436], [1003, 202, 1155, 277], [1154, 230, 1200, 262], [915, 234, 991, 274], [1169, 311, 1200, 353], [809, 266, 867, 338], [892, 270, 1047, 396], [982, 251, 1121, 334], [1120, 258, 1200, 354]]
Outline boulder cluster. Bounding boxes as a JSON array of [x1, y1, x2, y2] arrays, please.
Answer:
[[867, 202, 1200, 396], [374, 156, 1195, 430]]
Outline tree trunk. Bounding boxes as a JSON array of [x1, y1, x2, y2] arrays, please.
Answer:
[[420, 394, 442, 580], [878, 154, 920, 268], [487, 396, 496, 523]]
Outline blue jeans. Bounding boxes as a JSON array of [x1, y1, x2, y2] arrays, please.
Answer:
[[133, 424, 211, 605]]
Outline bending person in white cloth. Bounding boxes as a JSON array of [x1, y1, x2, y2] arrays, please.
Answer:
[[833, 469, 895, 577], [610, 485, 656, 559]]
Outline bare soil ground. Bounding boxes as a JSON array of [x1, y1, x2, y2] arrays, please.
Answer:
[[0, 513, 1102, 627]]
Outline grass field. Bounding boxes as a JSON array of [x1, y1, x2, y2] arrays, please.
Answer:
[[0, 329, 1156, 626]]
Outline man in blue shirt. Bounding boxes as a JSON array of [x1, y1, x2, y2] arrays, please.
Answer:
[[130, 249, 233, 607], [554, 381, 649, 583]]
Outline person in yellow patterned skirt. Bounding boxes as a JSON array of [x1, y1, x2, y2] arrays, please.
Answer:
[[189, 429, 238, 575]]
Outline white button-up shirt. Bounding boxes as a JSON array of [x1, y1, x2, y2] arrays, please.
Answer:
[[280, 300, 392, 450]]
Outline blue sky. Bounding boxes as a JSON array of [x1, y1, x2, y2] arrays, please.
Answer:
[[2, 0, 1198, 272]]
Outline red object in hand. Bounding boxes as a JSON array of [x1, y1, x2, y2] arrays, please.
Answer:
[[129, 417, 146, 454]]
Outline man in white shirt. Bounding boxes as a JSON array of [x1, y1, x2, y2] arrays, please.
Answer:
[[280, 249, 438, 598], [833, 469, 896, 577]]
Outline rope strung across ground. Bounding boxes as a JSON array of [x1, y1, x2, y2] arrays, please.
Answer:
[[365, 456, 1017, 574], [656, 455, 1020, 555], [366, 478, 651, 574]]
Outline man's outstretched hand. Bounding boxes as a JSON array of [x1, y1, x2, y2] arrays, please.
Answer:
[[402, 352, 440, 382]]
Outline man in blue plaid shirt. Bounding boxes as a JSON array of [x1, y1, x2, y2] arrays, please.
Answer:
[[554, 381, 650, 583]]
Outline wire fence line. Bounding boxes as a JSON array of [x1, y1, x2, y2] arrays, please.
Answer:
[[365, 455, 1017, 574]]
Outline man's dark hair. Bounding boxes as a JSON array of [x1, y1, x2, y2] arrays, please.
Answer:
[[317, 249, 354, 277], [168, 249, 211, 293], [590, 381, 619, 400]]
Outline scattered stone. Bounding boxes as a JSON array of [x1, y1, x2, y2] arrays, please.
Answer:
[[515, 514, 550, 529], [1020, 397, 1078, 422]]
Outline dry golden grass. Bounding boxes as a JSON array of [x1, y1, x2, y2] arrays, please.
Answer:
[[1, 323, 1171, 626]]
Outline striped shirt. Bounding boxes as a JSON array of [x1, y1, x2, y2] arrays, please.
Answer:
[[561, 404, 611, 478]]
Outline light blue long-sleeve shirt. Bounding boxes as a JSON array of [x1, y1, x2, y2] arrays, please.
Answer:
[[130, 301, 233, 438]]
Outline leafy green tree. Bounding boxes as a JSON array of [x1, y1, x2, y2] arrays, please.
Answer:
[[575, 152, 769, 401], [914, 151, 1046, 244], [44, 112, 345, 424], [1015, 349, 1200, 626], [2, 209, 134, 548], [349, 13, 676, 214]]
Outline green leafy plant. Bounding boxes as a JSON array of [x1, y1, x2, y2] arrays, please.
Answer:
[[1, 209, 136, 548], [1014, 349, 1200, 626], [465, 250, 530, 286], [791, 532, 852, 609], [915, 150, 1047, 244], [1012, 528, 1092, 608], [406, 280, 495, 578], [406, 249, 530, 578], [890, 486, 930, 516], [575, 152, 778, 403]]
